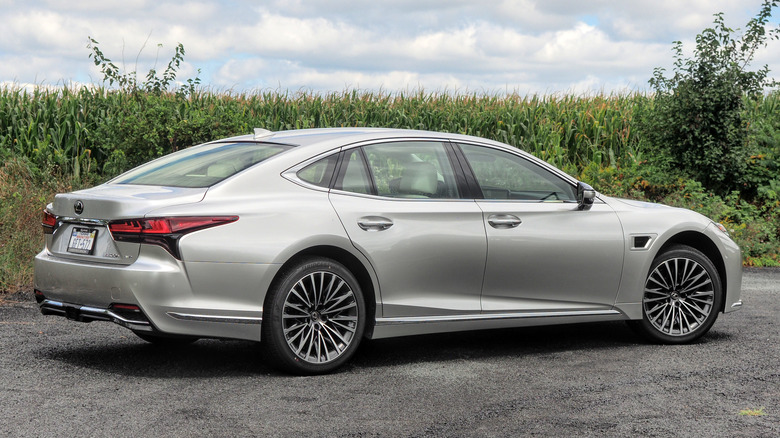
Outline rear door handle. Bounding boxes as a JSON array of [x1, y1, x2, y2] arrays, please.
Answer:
[[488, 214, 522, 229], [357, 216, 393, 231]]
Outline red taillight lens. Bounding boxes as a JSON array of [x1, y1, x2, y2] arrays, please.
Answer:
[[42, 209, 57, 234], [108, 217, 238, 235], [106, 219, 144, 234], [167, 217, 236, 233], [108, 216, 238, 259]]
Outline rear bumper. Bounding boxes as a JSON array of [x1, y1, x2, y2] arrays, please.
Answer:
[[38, 297, 153, 332], [34, 245, 271, 341]]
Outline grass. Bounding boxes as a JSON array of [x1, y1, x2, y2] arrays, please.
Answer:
[[0, 158, 91, 292], [738, 407, 767, 416]]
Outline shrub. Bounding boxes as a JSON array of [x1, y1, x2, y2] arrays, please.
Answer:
[[643, 0, 779, 197]]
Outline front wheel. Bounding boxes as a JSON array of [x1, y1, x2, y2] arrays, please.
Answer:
[[629, 244, 723, 344], [262, 257, 366, 375]]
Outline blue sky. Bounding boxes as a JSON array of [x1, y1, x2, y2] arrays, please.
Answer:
[[1, 0, 778, 94]]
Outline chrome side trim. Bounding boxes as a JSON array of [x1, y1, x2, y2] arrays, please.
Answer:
[[730, 301, 743, 309], [167, 312, 263, 324], [376, 309, 622, 326]]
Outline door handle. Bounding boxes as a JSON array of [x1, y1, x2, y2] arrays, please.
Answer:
[[357, 216, 393, 231], [488, 214, 522, 229]]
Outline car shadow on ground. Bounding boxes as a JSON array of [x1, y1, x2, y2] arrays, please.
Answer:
[[36, 312, 732, 377], [351, 321, 642, 368], [35, 319, 705, 377], [39, 337, 272, 377]]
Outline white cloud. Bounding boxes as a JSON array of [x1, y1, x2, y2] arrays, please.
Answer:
[[0, 0, 777, 94]]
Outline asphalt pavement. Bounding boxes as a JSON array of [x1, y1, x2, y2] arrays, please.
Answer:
[[1, 269, 778, 437]]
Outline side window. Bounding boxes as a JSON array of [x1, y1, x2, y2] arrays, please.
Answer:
[[333, 149, 372, 195], [297, 153, 337, 188], [459, 143, 576, 201], [363, 142, 460, 199]]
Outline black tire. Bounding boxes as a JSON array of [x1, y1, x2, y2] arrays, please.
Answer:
[[262, 257, 366, 375], [629, 244, 723, 343], [133, 332, 199, 345]]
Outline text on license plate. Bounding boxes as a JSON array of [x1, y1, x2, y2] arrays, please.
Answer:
[[67, 228, 98, 255]]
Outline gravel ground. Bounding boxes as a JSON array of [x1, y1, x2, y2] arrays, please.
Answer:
[[1, 268, 778, 437]]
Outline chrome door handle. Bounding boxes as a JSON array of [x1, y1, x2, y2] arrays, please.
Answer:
[[488, 214, 522, 229], [357, 216, 393, 231]]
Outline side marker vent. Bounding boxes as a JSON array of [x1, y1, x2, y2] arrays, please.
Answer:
[[631, 235, 654, 250]]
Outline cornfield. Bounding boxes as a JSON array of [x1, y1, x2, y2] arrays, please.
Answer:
[[0, 86, 653, 179]]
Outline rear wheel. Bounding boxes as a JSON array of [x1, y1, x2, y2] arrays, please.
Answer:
[[630, 245, 723, 343], [262, 257, 366, 375]]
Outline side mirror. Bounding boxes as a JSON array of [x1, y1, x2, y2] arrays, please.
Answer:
[[577, 182, 596, 210]]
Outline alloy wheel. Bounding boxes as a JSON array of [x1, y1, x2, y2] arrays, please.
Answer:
[[281, 271, 359, 364], [643, 257, 715, 336]]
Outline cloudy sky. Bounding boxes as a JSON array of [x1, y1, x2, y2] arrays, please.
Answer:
[[1, 0, 778, 95]]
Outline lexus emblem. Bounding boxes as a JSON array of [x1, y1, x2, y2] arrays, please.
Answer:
[[74, 200, 84, 215]]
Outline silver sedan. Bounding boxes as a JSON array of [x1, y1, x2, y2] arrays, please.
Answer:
[[34, 128, 742, 374]]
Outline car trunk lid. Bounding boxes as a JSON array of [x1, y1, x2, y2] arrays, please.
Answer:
[[47, 184, 207, 265]]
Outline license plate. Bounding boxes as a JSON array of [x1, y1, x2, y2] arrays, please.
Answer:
[[67, 228, 98, 255]]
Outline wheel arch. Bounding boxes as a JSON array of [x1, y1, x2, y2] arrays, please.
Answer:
[[269, 245, 378, 337], [655, 231, 727, 312]]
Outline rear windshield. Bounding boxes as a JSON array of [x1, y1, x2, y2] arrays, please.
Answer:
[[112, 142, 294, 188]]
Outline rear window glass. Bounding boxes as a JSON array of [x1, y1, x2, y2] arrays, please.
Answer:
[[297, 154, 338, 188], [112, 142, 293, 187]]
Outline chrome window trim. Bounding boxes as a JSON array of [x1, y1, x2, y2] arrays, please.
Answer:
[[473, 198, 606, 205], [327, 188, 478, 202], [282, 136, 586, 203]]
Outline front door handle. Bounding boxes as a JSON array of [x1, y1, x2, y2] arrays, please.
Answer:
[[357, 216, 393, 231], [488, 214, 522, 229]]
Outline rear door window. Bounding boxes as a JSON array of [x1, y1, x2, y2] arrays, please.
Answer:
[[334, 141, 460, 199], [297, 154, 338, 188], [333, 149, 373, 195]]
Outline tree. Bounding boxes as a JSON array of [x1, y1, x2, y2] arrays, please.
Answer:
[[645, 0, 779, 196], [87, 37, 201, 98]]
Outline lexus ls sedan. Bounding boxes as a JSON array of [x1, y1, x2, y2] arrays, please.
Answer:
[[35, 127, 742, 374]]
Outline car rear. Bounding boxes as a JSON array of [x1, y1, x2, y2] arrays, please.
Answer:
[[34, 139, 294, 337]]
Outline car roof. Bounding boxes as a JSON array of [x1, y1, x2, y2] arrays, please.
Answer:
[[214, 127, 505, 148]]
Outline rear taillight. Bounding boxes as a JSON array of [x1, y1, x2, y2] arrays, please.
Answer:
[[42, 209, 57, 234], [108, 216, 238, 259]]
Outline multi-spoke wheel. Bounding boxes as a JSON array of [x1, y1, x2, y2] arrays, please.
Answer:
[[630, 245, 723, 343], [262, 257, 365, 374]]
